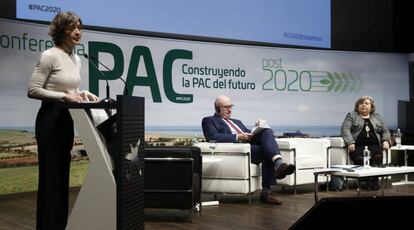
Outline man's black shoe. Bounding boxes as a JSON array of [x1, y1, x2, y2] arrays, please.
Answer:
[[275, 163, 296, 179], [260, 193, 283, 205]]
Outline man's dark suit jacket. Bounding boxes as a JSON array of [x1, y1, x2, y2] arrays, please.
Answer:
[[202, 113, 278, 187], [202, 114, 250, 142]]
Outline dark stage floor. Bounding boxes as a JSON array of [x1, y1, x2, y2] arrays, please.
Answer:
[[1, 180, 414, 230]]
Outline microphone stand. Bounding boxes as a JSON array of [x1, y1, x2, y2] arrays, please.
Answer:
[[83, 54, 114, 103], [87, 54, 128, 96]]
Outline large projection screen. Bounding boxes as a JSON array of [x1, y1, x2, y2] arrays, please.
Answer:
[[15, 0, 331, 48]]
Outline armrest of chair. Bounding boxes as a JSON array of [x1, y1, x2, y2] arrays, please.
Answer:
[[275, 139, 297, 164], [326, 137, 348, 167], [194, 142, 250, 154]]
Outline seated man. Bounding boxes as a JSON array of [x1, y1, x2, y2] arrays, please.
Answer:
[[202, 95, 295, 205]]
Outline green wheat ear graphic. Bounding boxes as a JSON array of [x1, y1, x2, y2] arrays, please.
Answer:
[[320, 72, 362, 92]]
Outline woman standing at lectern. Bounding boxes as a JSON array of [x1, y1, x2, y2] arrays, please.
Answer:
[[27, 12, 98, 230]]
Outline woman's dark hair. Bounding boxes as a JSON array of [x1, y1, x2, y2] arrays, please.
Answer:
[[354, 95, 376, 113], [49, 11, 82, 45]]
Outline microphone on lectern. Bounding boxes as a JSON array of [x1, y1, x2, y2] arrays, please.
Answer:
[[83, 53, 112, 103], [85, 54, 128, 96]]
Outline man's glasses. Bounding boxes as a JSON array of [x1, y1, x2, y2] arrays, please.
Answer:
[[220, 104, 234, 110]]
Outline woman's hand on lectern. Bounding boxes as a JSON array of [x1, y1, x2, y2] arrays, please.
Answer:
[[80, 90, 99, 102], [62, 93, 83, 103]]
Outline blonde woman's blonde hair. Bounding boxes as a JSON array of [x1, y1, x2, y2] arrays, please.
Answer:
[[354, 95, 376, 113]]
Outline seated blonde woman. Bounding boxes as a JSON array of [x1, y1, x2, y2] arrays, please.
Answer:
[[341, 95, 391, 190]]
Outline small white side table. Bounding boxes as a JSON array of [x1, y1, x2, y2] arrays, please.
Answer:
[[389, 145, 414, 186]]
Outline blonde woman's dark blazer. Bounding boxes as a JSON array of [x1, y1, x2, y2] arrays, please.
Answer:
[[341, 111, 391, 146]]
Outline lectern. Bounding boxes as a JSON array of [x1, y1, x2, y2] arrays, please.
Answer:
[[65, 95, 144, 230]]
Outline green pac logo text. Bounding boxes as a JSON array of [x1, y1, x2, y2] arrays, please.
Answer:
[[88, 41, 193, 103]]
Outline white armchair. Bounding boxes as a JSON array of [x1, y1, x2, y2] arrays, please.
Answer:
[[327, 137, 348, 167], [276, 138, 330, 194], [326, 137, 390, 166], [194, 142, 261, 204]]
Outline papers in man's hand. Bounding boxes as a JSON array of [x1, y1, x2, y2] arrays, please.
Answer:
[[251, 119, 271, 135]]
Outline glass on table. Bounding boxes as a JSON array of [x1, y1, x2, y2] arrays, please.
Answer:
[[208, 140, 217, 158]]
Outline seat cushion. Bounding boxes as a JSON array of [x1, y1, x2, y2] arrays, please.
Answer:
[[203, 156, 261, 179], [195, 142, 260, 179], [202, 176, 262, 194]]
